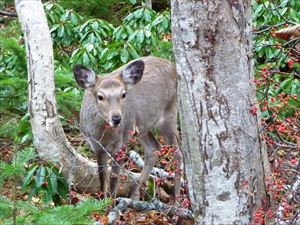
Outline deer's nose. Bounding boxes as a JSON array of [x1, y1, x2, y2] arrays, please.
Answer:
[[112, 115, 122, 126]]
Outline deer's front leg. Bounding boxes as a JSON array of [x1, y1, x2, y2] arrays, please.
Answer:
[[95, 148, 108, 197], [86, 138, 108, 197], [130, 132, 159, 200], [109, 144, 126, 198]]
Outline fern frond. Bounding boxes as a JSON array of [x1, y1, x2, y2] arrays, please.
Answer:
[[13, 148, 36, 166], [0, 195, 13, 219]]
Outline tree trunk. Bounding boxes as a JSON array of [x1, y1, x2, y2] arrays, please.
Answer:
[[14, 0, 102, 194], [142, 0, 152, 9], [171, 0, 270, 224]]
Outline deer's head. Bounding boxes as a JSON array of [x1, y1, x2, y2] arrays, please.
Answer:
[[73, 60, 145, 127]]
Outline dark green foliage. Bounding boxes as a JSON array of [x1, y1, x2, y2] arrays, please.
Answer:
[[58, 0, 115, 19], [44, 2, 173, 71], [55, 71, 83, 119], [22, 161, 69, 206], [57, 0, 134, 24], [253, 0, 300, 67], [253, 0, 300, 119], [70, 7, 173, 72], [0, 38, 26, 73], [0, 195, 111, 225], [0, 36, 27, 113], [0, 149, 109, 225], [45, 3, 83, 46], [0, 148, 36, 189]]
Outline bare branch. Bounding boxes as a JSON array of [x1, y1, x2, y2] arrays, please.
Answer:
[[128, 150, 175, 179], [0, 10, 17, 17], [107, 197, 193, 224]]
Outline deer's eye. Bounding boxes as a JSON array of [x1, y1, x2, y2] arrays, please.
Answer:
[[121, 92, 127, 99], [98, 95, 104, 101]]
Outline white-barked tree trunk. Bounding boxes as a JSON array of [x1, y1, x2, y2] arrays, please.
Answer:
[[171, 0, 270, 224], [15, 0, 101, 194]]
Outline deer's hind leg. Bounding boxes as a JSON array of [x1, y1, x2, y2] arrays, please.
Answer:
[[85, 138, 109, 197], [157, 115, 182, 199]]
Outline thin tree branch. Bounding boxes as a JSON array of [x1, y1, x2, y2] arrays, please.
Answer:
[[107, 197, 193, 224], [0, 10, 17, 17]]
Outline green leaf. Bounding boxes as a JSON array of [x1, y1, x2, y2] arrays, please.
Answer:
[[28, 184, 37, 200], [49, 24, 60, 33], [22, 164, 38, 190], [120, 48, 129, 63], [49, 170, 58, 194], [291, 82, 298, 95], [113, 26, 123, 40], [129, 0, 137, 4], [253, 4, 264, 19], [162, 17, 169, 30], [135, 8, 143, 19], [58, 26, 65, 38], [128, 44, 139, 59], [82, 52, 90, 65], [128, 31, 137, 42], [21, 133, 32, 144], [144, 9, 152, 22], [138, 30, 144, 43], [144, 29, 151, 38], [275, 77, 293, 95], [35, 166, 46, 188], [70, 13, 78, 25], [85, 43, 94, 53], [92, 21, 99, 30]]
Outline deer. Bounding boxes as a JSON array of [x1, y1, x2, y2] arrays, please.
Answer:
[[73, 56, 182, 200]]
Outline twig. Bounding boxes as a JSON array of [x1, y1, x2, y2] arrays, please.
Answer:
[[0, 10, 17, 17], [128, 150, 175, 179]]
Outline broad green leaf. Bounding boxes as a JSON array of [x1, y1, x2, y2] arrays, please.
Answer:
[[138, 30, 144, 43], [128, 44, 139, 59], [275, 77, 293, 95], [58, 26, 65, 38], [61, 10, 70, 22], [128, 31, 137, 42], [70, 13, 78, 25], [92, 21, 99, 30], [35, 166, 46, 188], [85, 44, 94, 53], [47, 168, 58, 194], [144, 9, 152, 22], [22, 165, 38, 191], [135, 8, 143, 19], [82, 52, 90, 65], [120, 48, 129, 63], [144, 29, 151, 38], [129, 0, 137, 4]]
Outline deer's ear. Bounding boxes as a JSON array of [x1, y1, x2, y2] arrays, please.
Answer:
[[121, 60, 145, 85], [73, 65, 96, 89]]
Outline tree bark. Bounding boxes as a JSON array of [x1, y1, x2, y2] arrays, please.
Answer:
[[171, 0, 270, 224], [142, 0, 152, 9], [14, 0, 101, 193]]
